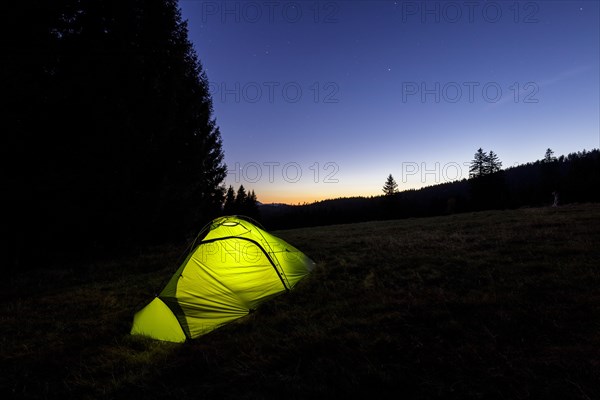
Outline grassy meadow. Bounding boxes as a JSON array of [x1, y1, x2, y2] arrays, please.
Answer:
[[2, 204, 600, 399]]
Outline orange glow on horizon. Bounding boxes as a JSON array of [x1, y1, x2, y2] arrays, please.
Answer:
[[253, 181, 437, 205], [257, 190, 378, 205]]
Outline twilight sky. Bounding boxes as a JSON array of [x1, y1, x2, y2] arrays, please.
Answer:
[[179, 0, 600, 204]]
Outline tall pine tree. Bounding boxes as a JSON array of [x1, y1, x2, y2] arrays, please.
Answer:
[[5, 0, 226, 268], [223, 185, 236, 214], [235, 185, 248, 210], [382, 174, 399, 195], [469, 148, 489, 178], [245, 190, 261, 220], [486, 151, 503, 174], [543, 148, 557, 163]]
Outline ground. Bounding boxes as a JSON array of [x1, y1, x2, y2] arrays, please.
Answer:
[[2, 204, 600, 399]]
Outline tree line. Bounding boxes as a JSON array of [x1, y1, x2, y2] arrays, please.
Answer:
[[261, 148, 600, 230], [382, 147, 504, 197], [469, 148, 502, 178], [223, 185, 260, 220]]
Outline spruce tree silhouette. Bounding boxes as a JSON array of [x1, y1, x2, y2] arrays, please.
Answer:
[[469, 148, 489, 178], [223, 186, 236, 214], [6, 0, 227, 268], [245, 190, 261, 220], [543, 148, 557, 163], [383, 174, 399, 196], [235, 185, 248, 210], [222, 185, 260, 219], [469, 148, 506, 210], [541, 148, 560, 201], [487, 151, 503, 174]]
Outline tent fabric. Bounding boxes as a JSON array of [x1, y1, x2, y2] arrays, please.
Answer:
[[130, 297, 187, 343], [131, 216, 315, 342]]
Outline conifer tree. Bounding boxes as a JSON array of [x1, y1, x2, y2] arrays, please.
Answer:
[[223, 185, 236, 214], [383, 174, 399, 195], [235, 185, 248, 210], [469, 148, 489, 178], [245, 190, 261, 219], [543, 148, 557, 163], [486, 151, 503, 174], [5, 0, 227, 267]]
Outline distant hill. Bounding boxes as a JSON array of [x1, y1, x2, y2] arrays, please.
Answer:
[[259, 149, 600, 230]]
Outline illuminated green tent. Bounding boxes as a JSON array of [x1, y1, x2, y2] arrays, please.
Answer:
[[131, 216, 315, 342]]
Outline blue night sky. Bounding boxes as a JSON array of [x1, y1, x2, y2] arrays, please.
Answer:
[[179, 0, 600, 204]]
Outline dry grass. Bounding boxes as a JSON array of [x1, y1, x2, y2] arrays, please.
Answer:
[[2, 204, 600, 399]]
